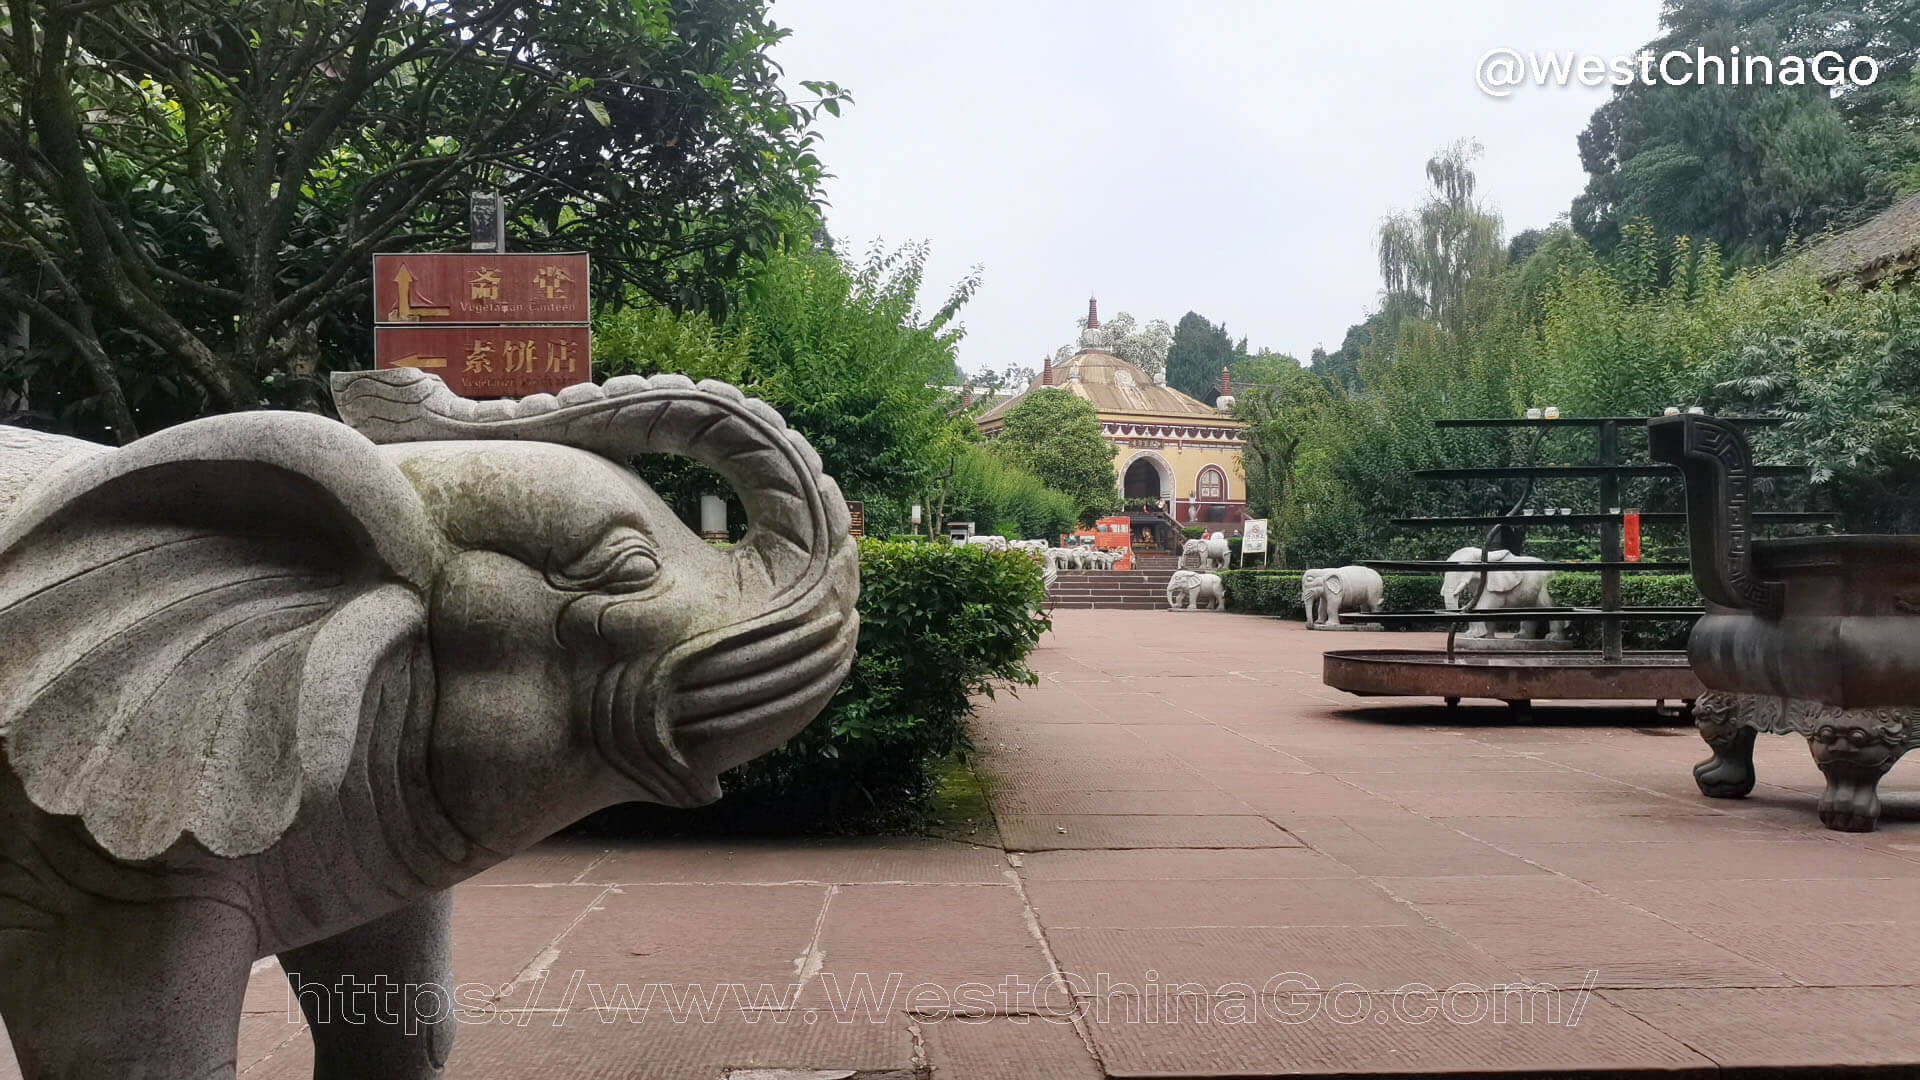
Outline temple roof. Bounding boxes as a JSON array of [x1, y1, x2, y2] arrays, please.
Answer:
[[974, 348, 1236, 427]]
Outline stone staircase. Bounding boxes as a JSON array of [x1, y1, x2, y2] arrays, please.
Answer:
[[1047, 550, 1183, 610]]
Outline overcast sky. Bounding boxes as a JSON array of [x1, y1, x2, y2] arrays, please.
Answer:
[[769, 0, 1667, 376]]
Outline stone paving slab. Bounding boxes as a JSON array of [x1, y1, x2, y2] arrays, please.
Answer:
[[10, 609, 1920, 1078]]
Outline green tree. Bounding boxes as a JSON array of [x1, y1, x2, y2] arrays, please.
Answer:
[[1572, 0, 1920, 260], [595, 241, 980, 515], [1377, 139, 1506, 334], [1165, 311, 1235, 403], [989, 389, 1119, 523], [0, 0, 846, 441]]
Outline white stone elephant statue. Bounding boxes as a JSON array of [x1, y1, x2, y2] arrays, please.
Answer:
[[963, 534, 1009, 552], [0, 369, 859, 1079], [1085, 549, 1120, 570], [1179, 536, 1229, 570], [1045, 546, 1078, 571], [1440, 546, 1570, 640], [1166, 569, 1226, 611], [1301, 565, 1385, 627], [1010, 538, 1049, 561]]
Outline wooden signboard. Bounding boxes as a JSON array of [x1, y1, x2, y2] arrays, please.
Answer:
[[373, 251, 591, 398], [373, 253, 589, 324], [373, 325, 589, 398], [846, 501, 865, 538]]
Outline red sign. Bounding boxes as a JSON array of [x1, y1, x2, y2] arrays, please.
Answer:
[[373, 253, 589, 325], [374, 325, 590, 398], [1623, 509, 1642, 562]]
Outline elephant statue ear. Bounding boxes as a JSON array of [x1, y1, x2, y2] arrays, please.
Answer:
[[0, 413, 443, 861], [1323, 575, 1344, 598], [1485, 570, 1524, 594]]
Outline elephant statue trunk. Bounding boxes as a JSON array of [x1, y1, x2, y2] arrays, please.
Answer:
[[0, 369, 859, 1078]]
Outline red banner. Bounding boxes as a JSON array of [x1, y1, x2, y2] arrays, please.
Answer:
[[374, 325, 590, 398], [1623, 510, 1642, 562], [372, 253, 590, 325]]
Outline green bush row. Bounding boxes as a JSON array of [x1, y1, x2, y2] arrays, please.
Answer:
[[586, 540, 1050, 834], [1548, 572, 1700, 650]]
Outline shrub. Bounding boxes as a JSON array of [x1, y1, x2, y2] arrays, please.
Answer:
[[1381, 575, 1443, 612], [945, 443, 1079, 541], [584, 540, 1049, 834], [1220, 571, 1305, 618], [1548, 572, 1700, 649]]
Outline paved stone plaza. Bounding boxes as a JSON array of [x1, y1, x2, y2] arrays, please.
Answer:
[[12, 610, 1920, 1078]]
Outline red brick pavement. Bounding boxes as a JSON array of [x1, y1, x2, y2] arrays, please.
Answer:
[[8, 610, 1920, 1077]]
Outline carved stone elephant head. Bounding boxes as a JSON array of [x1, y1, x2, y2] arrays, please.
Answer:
[[0, 369, 858, 1078]]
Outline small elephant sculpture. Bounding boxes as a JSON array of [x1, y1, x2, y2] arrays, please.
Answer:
[[0, 369, 859, 1079], [963, 534, 1009, 552], [1086, 549, 1119, 571], [1440, 547, 1569, 640], [1166, 569, 1226, 611], [1301, 565, 1385, 627], [1179, 536, 1229, 571], [1044, 546, 1076, 571]]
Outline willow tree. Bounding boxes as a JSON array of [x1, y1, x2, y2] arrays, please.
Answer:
[[1377, 139, 1506, 335]]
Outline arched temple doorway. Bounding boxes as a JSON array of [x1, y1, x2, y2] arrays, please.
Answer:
[[1119, 450, 1174, 502], [1123, 458, 1162, 500]]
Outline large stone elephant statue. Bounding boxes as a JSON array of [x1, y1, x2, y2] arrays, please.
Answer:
[[1166, 569, 1226, 611], [1179, 536, 1229, 570], [1301, 565, 1384, 627], [0, 369, 859, 1079], [1440, 546, 1568, 639]]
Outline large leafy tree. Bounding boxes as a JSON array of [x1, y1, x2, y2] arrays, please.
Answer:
[[1164, 311, 1234, 403], [1573, 0, 1920, 259], [0, 0, 846, 441], [989, 388, 1118, 523]]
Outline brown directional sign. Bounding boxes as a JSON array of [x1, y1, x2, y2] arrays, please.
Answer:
[[374, 325, 589, 398], [372, 253, 589, 325], [846, 501, 865, 538]]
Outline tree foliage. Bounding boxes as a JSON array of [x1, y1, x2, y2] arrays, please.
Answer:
[[0, 0, 846, 441], [1573, 0, 1920, 260], [594, 241, 979, 518], [989, 388, 1119, 523], [1378, 139, 1506, 334], [1053, 309, 1172, 378], [1165, 311, 1234, 403]]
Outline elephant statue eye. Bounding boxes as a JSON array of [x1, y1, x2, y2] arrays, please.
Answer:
[[547, 528, 660, 594]]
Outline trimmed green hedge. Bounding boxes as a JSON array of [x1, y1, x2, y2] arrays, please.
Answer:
[[1221, 571, 1305, 618], [1548, 572, 1700, 650], [582, 540, 1050, 834]]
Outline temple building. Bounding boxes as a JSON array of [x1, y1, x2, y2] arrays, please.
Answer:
[[975, 299, 1249, 537]]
